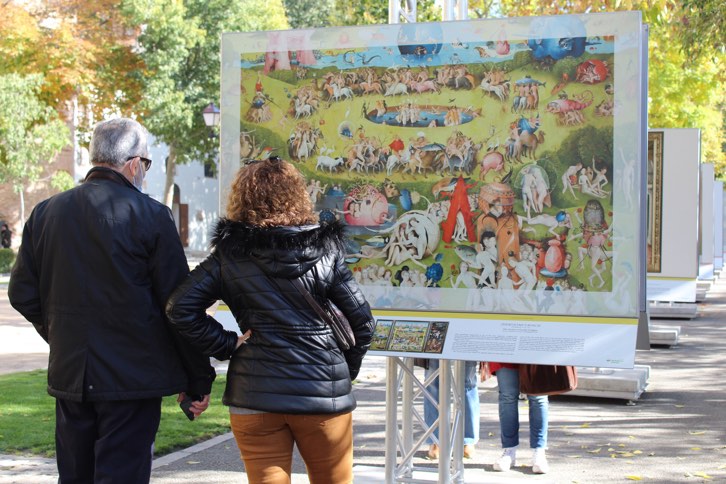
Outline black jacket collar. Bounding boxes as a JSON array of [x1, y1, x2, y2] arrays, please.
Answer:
[[211, 219, 347, 256], [84, 166, 138, 191]]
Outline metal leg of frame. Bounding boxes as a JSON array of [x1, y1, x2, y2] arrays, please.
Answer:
[[401, 357, 414, 478], [385, 357, 398, 483], [384, 357, 465, 483], [452, 360, 466, 483]]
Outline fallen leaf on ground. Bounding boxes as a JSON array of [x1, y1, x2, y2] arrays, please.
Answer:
[[580, 423, 591, 428], [693, 472, 712, 479], [689, 430, 706, 435], [587, 448, 602, 454], [625, 475, 642, 480]]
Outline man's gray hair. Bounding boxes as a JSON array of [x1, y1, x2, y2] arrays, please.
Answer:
[[89, 118, 149, 168]]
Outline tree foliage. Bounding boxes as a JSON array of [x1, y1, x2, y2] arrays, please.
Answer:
[[121, 0, 288, 205], [0, 1, 143, 119], [283, 0, 334, 29], [678, 0, 725, 62], [0, 74, 70, 220], [331, 0, 441, 25]]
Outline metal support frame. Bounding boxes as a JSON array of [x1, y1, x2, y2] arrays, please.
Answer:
[[385, 358, 467, 483], [389, 0, 468, 23], [442, 0, 468, 21], [388, 0, 417, 24]]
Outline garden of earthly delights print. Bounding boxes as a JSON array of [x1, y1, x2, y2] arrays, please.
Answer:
[[237, 22, 622, 317]]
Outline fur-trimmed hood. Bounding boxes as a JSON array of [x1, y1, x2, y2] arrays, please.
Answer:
[[210, 219, 348, 278]]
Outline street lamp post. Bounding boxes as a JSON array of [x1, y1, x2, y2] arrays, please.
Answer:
[[202, 102, 221, 135], [202, 102, 220, 177]]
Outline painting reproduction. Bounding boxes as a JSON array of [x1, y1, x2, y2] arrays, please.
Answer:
[[221, 12, 643, 320]]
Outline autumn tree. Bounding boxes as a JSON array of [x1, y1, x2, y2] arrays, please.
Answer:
[[0, 1, 143, 122], [121, 0, 289, 207], [0, 74, 70, 224]]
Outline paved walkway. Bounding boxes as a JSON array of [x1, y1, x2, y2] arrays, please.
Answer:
[[2, 278, 726, 483]]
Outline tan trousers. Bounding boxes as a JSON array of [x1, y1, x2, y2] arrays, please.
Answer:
[[230, 411, 353, 484]]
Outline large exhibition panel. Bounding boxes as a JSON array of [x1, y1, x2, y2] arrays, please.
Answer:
[[646, 129, 700, 303], [220, 12, 645, 368], [699, 163, 715, 280]]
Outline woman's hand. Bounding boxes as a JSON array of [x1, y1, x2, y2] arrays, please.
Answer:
[[235, 329, 252, 349]]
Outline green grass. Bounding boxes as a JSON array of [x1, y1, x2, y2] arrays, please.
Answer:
[[0, 370, 232, 457]]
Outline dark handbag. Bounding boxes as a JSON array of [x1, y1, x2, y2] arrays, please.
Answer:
[[413, 358, 430, 370], [518, 364, 578, 396], [291, 279, 356, 351]]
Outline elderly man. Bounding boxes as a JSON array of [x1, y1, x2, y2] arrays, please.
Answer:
[[9, 118, 215, 483]]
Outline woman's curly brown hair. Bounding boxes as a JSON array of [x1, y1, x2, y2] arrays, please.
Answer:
[[226, 158, 316, 227]]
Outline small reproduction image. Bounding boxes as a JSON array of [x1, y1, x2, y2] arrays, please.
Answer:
[[423, 321, 449, 354], [370, 319, 394, 350], [388, 320, 429, 352]]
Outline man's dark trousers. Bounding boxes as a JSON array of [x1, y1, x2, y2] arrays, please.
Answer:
[[55, 397, 162, 483]]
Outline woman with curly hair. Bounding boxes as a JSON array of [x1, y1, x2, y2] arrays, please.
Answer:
[[166, 157, 375, 483]]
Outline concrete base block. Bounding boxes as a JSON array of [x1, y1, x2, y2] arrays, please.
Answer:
[[567, 365, 650, 401], [696, 281, 711, 302], [648, 301, 698, 320], [649, 324, 681, 347]]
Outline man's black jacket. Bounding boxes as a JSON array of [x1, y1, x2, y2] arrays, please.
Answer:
[[9, 167, 214, 401]]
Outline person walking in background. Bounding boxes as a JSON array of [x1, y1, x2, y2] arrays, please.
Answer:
[[0, 223, 11, 248], [489, 363, 549, 474], [166, 157, 375, 484], [423, 359, 480, 460], [8, 118, 215, 483]]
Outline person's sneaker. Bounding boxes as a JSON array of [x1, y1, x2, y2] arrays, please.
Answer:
[[463, 444, 476, 459], [492, 447, 517, 471], [532, 447, 549, 474], [426, 443, 439, 460]]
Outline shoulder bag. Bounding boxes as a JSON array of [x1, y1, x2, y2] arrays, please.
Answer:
[[290, 278, 356, 352], [518, 364, 578, 396]]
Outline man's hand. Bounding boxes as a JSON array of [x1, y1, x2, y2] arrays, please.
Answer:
[[177, 392, 211, 419]]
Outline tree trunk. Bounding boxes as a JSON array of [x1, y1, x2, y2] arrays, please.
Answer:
[[19, 189, 25, 227], [163, 145, 177, 208]]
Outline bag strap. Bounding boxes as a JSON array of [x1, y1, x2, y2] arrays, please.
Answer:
[[289, 278, 337, 331], [249, 259, 336, 331]]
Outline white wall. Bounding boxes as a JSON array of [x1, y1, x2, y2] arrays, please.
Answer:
[[143, 138, 218, 253]]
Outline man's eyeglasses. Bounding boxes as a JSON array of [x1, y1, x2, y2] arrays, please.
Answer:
[[127, 156, 152, 172]]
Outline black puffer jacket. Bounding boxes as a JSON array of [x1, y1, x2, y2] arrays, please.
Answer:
[[166, 219, 375, 415]]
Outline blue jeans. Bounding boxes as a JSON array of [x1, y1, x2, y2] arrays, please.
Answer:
[[496, 366, 548, 449], [423, 360, 480, 445]]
